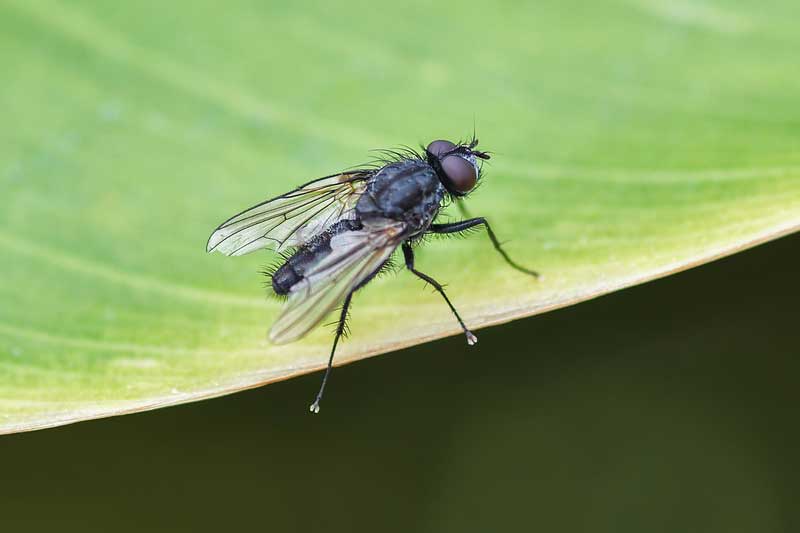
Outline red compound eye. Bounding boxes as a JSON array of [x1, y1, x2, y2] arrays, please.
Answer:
[[441, 154, 477, 193], [426, 139, 456, 158]]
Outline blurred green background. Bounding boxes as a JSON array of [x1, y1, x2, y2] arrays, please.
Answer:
[[2, 0, 799, 433], [2, 234, 798, 532], [2, 0, 800, 530]]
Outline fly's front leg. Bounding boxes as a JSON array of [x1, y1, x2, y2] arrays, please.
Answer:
[[428, 218, 540, 278], [402, 242, 477, 346]]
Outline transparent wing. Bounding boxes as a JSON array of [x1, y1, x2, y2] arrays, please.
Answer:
[[269, 220, 406, 344], [206, 171, 373, 256]]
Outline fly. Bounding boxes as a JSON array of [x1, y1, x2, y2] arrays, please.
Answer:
[[207, 137, 539, 413]]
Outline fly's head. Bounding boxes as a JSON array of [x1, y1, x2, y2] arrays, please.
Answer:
[[425, 138, 490, 197]]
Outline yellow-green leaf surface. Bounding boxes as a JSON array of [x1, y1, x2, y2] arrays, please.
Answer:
[[2, 0, 799, 433]]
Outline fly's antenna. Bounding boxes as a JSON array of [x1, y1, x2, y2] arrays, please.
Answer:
[[456, 140, 491, 161], [467, 118, 490, 159], [471, 115, 477, 147], [472, 148, 491, 160]]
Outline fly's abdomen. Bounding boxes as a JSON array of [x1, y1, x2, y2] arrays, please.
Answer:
[[269, 219, 363, 295], [271, 256, 306, 296]]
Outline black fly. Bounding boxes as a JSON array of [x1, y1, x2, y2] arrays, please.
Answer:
[[207, 137, 539, 413]]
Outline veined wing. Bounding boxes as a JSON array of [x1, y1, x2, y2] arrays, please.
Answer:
[[269, 219, 407, 344], [206, 171, 373, 256]]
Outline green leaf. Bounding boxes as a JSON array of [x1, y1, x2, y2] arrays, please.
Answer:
[[1, 0, 799, 433]]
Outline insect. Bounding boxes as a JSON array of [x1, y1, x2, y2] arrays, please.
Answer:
[[207, 137, 538, 413]]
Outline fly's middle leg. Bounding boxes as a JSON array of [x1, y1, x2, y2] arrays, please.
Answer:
[[402, 242, 477, 346], [308, 259, 387, 414]]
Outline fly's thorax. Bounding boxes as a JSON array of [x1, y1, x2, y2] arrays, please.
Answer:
[[355, 159, 445, 232]]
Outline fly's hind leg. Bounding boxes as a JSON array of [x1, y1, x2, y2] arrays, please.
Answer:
[[309, 259, 388, 414], [309, 291, 353, 414], [402, 242, 477, 346], [429, 218, 540, 278]]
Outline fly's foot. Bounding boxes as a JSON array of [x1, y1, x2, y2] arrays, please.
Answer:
[[523, 268, 541, 279], [309, 400, 321, 414], [466, 331, 478, 346]]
